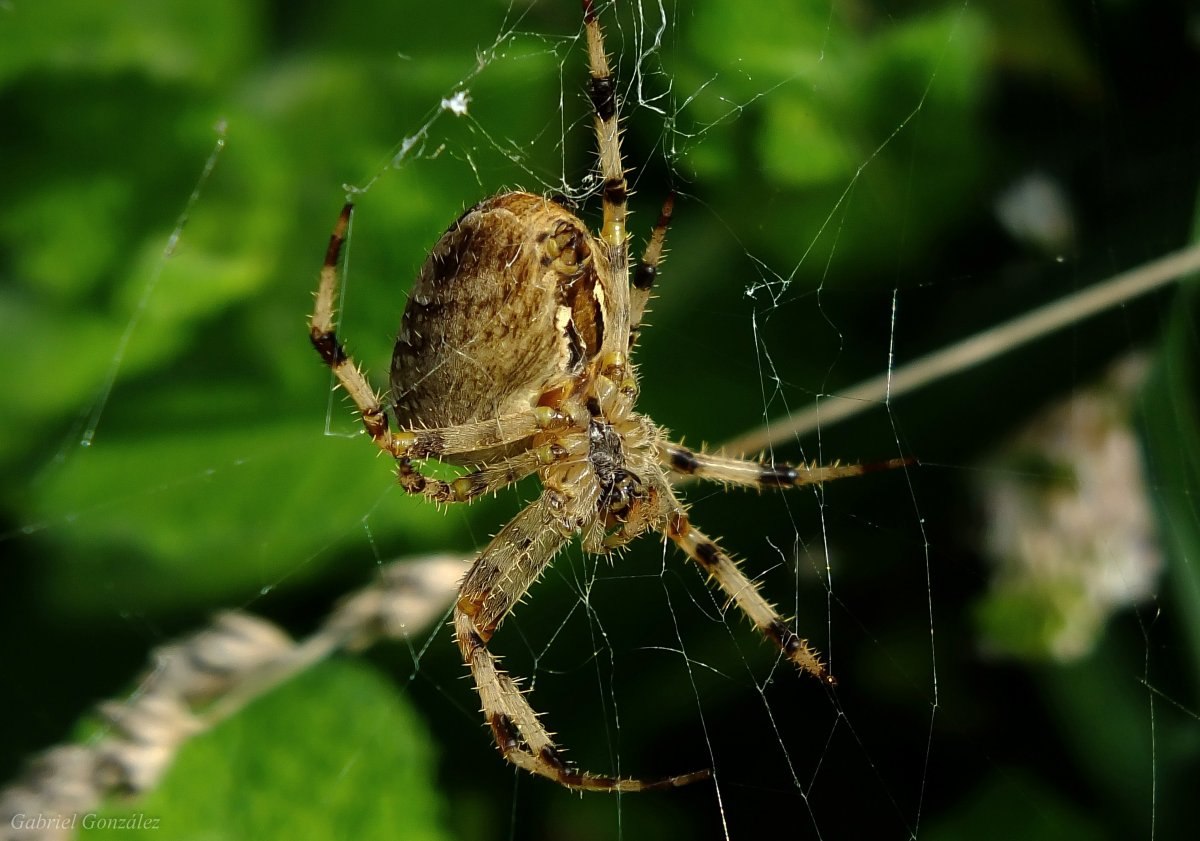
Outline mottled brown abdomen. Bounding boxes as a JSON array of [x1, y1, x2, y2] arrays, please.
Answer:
[[390, 192, 612, 431]]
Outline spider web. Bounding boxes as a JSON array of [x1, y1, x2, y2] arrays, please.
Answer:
[[2, 1, 1198, 840]]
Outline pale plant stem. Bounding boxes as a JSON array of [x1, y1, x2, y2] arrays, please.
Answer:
[[723, 243, 1200, 456]]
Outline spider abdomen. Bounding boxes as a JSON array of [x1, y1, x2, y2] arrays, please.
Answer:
[[390, 192, 613, 433]]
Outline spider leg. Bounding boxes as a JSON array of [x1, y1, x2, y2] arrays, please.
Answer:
[[584, 0, 627, 253], [456, 493, 709, 791], [311, 203, 567, 462], [397, 447, 545, 504], [392, 410, 577, 500], [629, 193, 674, 350], [667, 512, 835, 684], [661, 441, 911, 489], [309, 202, 395, 452], [391, 410, 564, 461]]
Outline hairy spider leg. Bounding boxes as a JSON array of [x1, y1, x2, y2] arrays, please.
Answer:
[[662, 443, 913, 489], [455, 491, 710, 791], [667, 513, 835, 684], [310, 203, 560, 485], [629, 193, 675, 349]]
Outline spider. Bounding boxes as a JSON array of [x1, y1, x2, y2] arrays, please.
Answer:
[[309, 0, 904, 793]]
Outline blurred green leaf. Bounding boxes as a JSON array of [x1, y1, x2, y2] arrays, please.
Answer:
[[1142, 284, 1200, 687], [924, 770, 1104, 841], [974, 583, 1082, 660], [79, 660, 450, 841], [30, 411, 459, 614], [0, 0, 258, 86], [678, 2, 991, 280]]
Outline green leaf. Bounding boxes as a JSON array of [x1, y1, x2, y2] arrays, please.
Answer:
[[923, 770, 1104, 841], [80, 660, 451, 841], [1141, 284, 1200, 687], [0, 0, 258, 87], [29, 409, 462, 615]]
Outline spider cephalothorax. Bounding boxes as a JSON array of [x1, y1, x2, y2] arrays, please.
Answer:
[[309, 0, 904, 793]]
